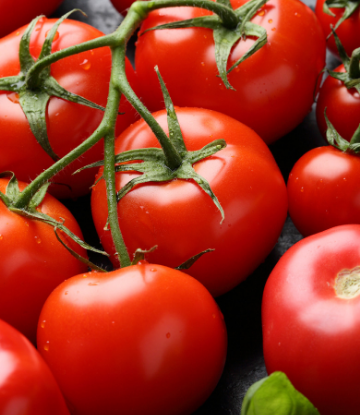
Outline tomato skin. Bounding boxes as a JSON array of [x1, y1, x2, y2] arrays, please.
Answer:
[[0, 178, 87, 344], [316, 64, 360, 141], [288, 146, 360, 236], [0, 19, 138, 199], [0, 0, 64, 38], [37, 264, 227, 415], [110, 0, 140, 15], [91, 108, 288, 297], [315, 0, 360, 57], [0, 319, 70, 415], [262, 225, 360, 415], [135, 0, 326, 144]]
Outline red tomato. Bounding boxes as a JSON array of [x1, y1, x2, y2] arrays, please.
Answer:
[[262, 225, 360, 415], [91, 108, 288, 296], [316, 63, 360, 141], [0, 178, 87, 344], [110, 0, 141, 15], [37, 264, 228, 415], [0, 0, 63, 38], [287, 146, 360, 236], [135, 0, 326, 144], [315, 0, 360, 57], [0, 18, 138, 199], [0, 318, 70, 415]]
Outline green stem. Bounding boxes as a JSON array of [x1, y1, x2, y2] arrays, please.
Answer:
[[102, 47, 131, 268], [348, 47, 360, 79]]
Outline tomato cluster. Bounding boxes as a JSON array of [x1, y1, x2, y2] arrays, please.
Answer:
[[1, 0, 360, 414]]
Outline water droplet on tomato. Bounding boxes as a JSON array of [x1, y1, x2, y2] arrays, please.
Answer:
[[300, 187, 304, 192], [271, 27, 276, 31], [166, 333, 171, 339], [0, 235, 3, 240], [64, 291, 68, 295], [201, 62, 205, 66], [41, 320, 46, 328], [36, 238, 41, 244], [258, 10, 265, 16], [90, 50, 95, 55], [150, 268, 157, 272], [212, 314, 216, 319], [88, 282, 98, 286], [268, 19, 273, 24], [15, 31, 20, 36], [44, 342, 50, 351], [7, 92, 20, 104], [80, 59, 91, 70], [343, 177, 347, 181], [82, 274, 88, 278]]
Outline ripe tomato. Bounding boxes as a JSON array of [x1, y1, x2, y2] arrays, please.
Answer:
[[315, 0, 360, 57], [262, 225, 360, 415], [135, 0, 326, 144], [110, 0, 140, 15], [91, 108, 288, 297], [37, 264, 228, 415], [0, 0, 63, 38], [0, 18, 138, 199], [0, 318, 70, 415], [0, 178, 88, 344], [316, 63, 360, 141], [287, 146, 360, 236]]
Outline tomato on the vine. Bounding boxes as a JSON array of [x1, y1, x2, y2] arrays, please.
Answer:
[[287, 146, 360, 236], [0, 18, 138, 199], [315, 0, 360, 57], [0, 318, 70, 415], [0, 178, 88, 344], [316, 63, 360, 141], [91, 108, 288, 297], [0, 0, 64, 38], [37, 264, 228, 415], [262, 224, 360, 415], [135, 0, 326, 144]]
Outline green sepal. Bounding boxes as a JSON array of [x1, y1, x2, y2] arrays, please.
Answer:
[[28, 182, 51, 209], [324, 109, 360, 153], [131, 246, 158, 265], [176, 248, 214, 270], [0, 76, 25, 92], [19, 16, 42, 73], [53, 227, 107, 272], [323, 0, 360, 35], [1, 172, 21, 201], [241, 372, 320, 415], [19, 89, 60, 161]]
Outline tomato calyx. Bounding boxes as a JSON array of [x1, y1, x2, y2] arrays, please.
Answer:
[[328, 29, 360, 92], [335, 266, 360, 299], [0, 11, 106, 162], [0, 172, 108, 272], [140, 0, 269, 90], [323, 0, 360, 37], [324, 108, 360, 152]]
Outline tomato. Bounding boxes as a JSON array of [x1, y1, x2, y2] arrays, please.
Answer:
[[287, 146, 360, 236], [0, 18, 138, 199], [0, 0, 64, 38], [316, 63, 360, 141], [91, 108, 288, 297], [134, 0, 326, 145], [262, 224, 360, 415], [0, 178, 88, 344], [110, 0, 140, 15], [0, 318, 70, 415], [37, 264, 227, 415], [315, 0, 360, 57]]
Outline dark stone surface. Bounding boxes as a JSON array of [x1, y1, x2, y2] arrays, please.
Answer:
[[50, 0, 338, 413]]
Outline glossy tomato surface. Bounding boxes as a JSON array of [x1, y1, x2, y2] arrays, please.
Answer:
[[316, 63, 360, 141], [91, 108, 288, 297], [110, 0, 139, 15], [288, 146, 360, 236], [37, 264, 228, 415], [135, 0, 326, 144], [262, 225, 360, 415], [0, 318, 70, 415], [0, 18, 138, 199], [0, 178, 87, 344], [0, 0, 63, 38], [315, 0, 360, 56]]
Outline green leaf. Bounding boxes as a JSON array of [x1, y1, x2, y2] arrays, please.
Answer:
[[176, 248, 214, 270], [19, 89, 60, 161], [241, 372, 320, 415]]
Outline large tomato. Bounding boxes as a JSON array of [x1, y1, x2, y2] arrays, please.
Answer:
[[91, 108, 288, 297], [262, 225, 360, 415], [0, 318, 70, 415], [315, 0, 360, 56], [316, 63, 360, 141], [0, 18, 138, 199], [0, 0, 63, 38], [0, 178, 87, 344], [37, 264, 228, 415], [135, 0, 326, 144], [287, 146, 360, 236]]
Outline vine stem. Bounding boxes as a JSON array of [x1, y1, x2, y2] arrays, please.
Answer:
[[349, 47, 360, 80]]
